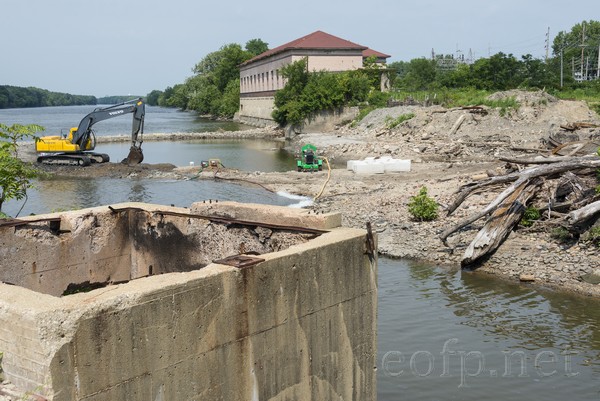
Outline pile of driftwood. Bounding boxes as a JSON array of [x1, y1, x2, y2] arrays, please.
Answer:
[[441, 149, 600, 267]]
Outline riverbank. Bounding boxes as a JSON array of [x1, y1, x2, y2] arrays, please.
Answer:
[[174, 161, 600, 297], [15, 90, 600, 297]]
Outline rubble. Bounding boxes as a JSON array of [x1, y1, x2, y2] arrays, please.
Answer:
[[15, 90, 600, 296]]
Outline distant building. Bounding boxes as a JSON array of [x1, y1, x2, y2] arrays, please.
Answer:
[[238, 30, 390, 126]]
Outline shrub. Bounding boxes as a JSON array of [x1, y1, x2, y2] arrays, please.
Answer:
[[582, 226, 600, 246], [550, 227, 573, 243], [273, 59, 379, 126], [520, 207, 541, 227], [408, 187, 439, 221]]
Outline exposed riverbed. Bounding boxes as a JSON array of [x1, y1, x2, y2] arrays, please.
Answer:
[[4, 98, 600, 399]]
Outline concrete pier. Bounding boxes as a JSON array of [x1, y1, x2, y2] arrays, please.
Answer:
[[0, 202, 377, 400]]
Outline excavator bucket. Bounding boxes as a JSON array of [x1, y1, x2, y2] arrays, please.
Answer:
[[122, 146, 144, 165]]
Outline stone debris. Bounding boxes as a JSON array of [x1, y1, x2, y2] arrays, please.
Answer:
[[14, 90, 600, 297]]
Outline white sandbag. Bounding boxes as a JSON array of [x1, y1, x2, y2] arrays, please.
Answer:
[[352, 160, 385, 174], [382, 158, 411, 172]]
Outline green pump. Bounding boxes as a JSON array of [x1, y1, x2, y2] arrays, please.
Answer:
[[296, 144, 323, 172]]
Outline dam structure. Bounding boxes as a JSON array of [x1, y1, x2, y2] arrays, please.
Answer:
[[0, 201, 377, 400]]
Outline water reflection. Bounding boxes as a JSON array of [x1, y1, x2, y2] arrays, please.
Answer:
[[128, 182, 151, 203], [98, 139, 295, 170], [4, 177, 304, 217], [378, 258, 600, 400]]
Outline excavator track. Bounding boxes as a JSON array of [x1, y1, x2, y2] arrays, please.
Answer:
[[37, 152, 109, 166]]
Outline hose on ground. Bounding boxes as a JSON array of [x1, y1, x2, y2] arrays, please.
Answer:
[[314, 157, 331, 201]]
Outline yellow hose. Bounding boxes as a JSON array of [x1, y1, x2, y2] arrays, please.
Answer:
[[314, 157, 331, 201]]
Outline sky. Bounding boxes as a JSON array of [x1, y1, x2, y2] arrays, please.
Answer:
[[0, 0, 596, 97]]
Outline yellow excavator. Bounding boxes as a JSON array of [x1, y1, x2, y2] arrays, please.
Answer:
[[35, 98, 145, 166]]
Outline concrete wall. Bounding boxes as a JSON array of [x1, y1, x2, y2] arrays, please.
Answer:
[[300, 107, 360, 134], [240, 54, 293, 94], [239, 96, 277, 125], [239, 50, 363, 96], [0, 202, 377, 401]]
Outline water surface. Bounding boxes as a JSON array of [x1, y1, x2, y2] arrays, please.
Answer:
[[4, 177, 303, 217], [0, 104, 248, 136], [100, 139, 295, 170], [378, 258, 600, 400]]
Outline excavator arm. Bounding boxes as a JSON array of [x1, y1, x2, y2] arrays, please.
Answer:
[[72, 98, 145, 147]]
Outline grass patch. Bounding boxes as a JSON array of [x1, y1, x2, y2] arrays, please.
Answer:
[[388, 88, 520, 115], [550, 227, 573, 243], [385, 113, 415, 129], [351, 105, 378, 126], [582, 226, 600, 246]]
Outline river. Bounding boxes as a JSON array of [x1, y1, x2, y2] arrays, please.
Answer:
[[378, 258, 600, 400], [2, 106, 600, 400], [0, 104, 246, 136]]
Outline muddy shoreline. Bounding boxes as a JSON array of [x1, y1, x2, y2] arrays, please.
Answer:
[[17, 90, 600, 297]]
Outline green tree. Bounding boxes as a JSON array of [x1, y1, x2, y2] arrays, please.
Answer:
[[387, 60, 409, 87], [0, 123, 44, 217], [193, 43, 251, 92], [153, 38, 268, 118], [0, 86, 96, 109], [146, 90, 163, 106], [519, 54, 556, 89], [220, 78, 241, 116], [272, 58, 375, 125], [186, 75, 220, 114], [272, 58, 310, 125], [470, 52, 520, 90], [399, 58, 437, 90], [245, 38, 269, 56], [165, 84, 188, 109], [408, 187, 439, 221], [553, 20, 600, 84]]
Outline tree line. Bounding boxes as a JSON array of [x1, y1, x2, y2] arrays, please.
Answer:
[[149, 20, 600, 120], [390, 20, 599, 93], [0, 86, 97, 109], [146, 39, 269, 117]]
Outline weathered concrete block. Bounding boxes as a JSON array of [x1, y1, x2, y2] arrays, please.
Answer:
[[0, 202, 376, 400], [191, 201, 342, 231]]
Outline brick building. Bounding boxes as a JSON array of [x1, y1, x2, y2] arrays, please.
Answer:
[[238, 30, 390, 126]]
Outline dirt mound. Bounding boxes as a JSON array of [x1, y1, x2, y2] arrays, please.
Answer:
[[313, 90, 600, 164], [487, 89, 557, 105]]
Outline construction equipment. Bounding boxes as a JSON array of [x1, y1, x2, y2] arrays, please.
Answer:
[[296, 144, 323, 172], [35, 98, 145, 166]]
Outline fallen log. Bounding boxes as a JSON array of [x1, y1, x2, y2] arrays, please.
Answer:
[[560, 122, 600, 131], [441, 157, 600, 243], [567, 200, 600, 226], [447, 175, 520, 215], [498, 154, 598, 165], [462, 179, 541, 266], [551, 140, 599, 156], [449, 114, 466, 136]]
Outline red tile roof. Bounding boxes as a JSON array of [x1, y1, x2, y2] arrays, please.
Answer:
[[241, 30, 370, 66], [363, 48, 391, 59]]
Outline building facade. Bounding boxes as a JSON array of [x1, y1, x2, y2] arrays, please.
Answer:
[[238, 31, 390, 126]]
